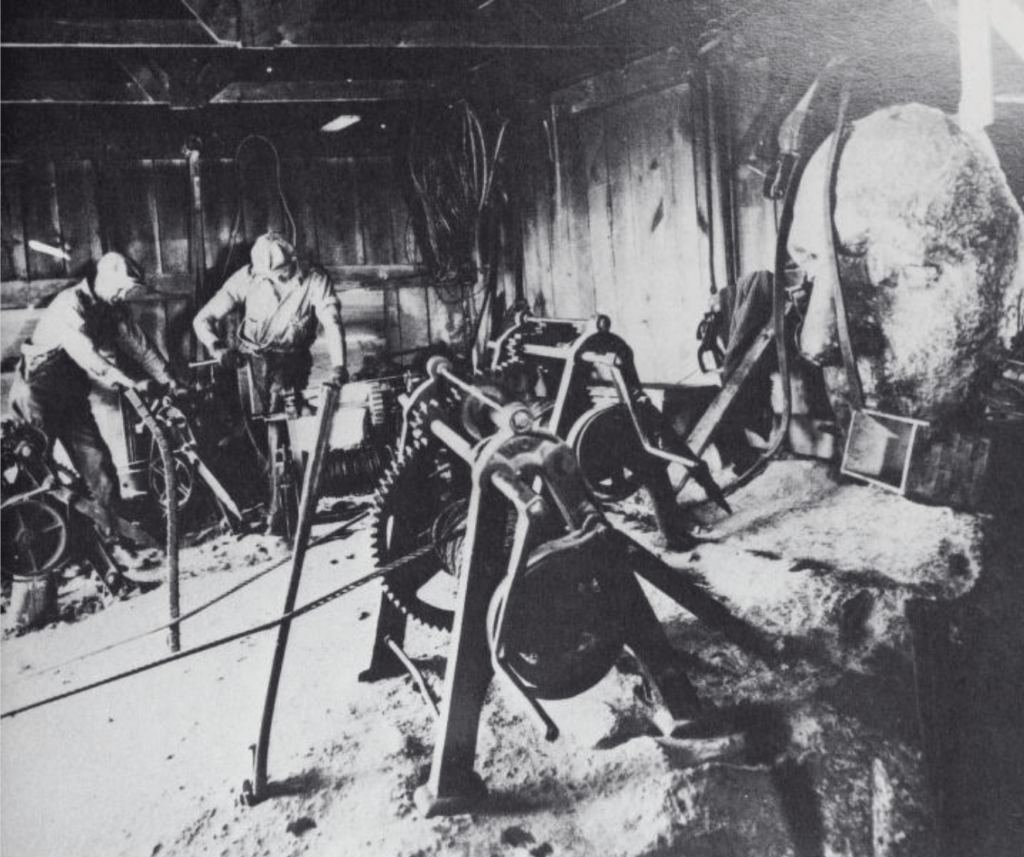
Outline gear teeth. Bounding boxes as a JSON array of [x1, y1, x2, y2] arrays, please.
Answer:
[[369, 436, 462, 633], [368, 381, 388, 428]]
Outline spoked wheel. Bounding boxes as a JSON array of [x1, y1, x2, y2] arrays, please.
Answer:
[[1, 498, 68, 581], [487, 526, 627, 701], [148, 447, 195, 514]]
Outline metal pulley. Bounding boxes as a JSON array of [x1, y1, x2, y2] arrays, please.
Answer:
[[486, 525, 626, 700], [1, 421, 70, 581], [566, 404, 644, 502], [148, 449, 196, 512]]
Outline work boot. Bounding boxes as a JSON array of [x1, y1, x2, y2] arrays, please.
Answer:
[[264, 506, 288, 540], [108, 541, 165, 585]]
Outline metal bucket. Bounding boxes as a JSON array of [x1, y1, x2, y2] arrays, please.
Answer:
[[8, 572, 56, 632]]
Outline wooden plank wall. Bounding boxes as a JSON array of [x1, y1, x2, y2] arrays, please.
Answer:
[[726, 58, 782, 281], [516, 67, 781, 387], [519, 83, 718, 385], [1, 151, 472, 377]]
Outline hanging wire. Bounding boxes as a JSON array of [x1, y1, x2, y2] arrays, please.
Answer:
[[212, 135, 298, 465], [221, 134, 298, 281], [407, 100, 508, 300]]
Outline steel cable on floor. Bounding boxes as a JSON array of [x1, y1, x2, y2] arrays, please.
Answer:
[[5, 510, 370, 685], [1, 534, 431, 720]]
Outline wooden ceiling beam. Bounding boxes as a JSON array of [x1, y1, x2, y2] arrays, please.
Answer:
[[282, 20, 628, 50], [209, 79, 446, 104], [0, 80, 155, 105], [181, 0, 242, 45], [1, 19, 636, 52], [117, 58, 173, 104], [551, 44, 694, 115], [0, 19, 217, 48]]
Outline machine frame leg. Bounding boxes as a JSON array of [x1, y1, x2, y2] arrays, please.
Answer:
[[612, 565, 701, 725], [359, 590, 410, 682], [414, 489, 502, 817]]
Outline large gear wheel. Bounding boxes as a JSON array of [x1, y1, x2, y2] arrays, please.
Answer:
[[371, 439, 473, 631]]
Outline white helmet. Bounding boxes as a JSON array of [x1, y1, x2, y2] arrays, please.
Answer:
[[96, 251, 144, 289], [95, 252, 145, 302], [250, 232, 295, 278]]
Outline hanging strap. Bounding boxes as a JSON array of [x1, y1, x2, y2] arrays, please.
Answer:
[[821, 81, 864, 410]]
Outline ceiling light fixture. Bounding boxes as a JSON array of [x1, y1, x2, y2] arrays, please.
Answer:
[[321, 114, 362, 133], [28, 239, 71, 261]]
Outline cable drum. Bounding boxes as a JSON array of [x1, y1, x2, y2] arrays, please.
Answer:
[[432, 497, 469, 576], [317, 445, 392, 496]]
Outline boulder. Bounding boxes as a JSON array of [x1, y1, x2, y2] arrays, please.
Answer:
[[789, 103, 1024, 423]]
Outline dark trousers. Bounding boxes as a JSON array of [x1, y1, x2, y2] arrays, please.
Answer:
[[238, 350, 309, 532], [9, 376, 120, 540]]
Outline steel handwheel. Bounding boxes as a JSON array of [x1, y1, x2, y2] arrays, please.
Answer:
[[1, 498, 68, 580]]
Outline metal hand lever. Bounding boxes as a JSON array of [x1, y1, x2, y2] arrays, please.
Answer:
[[385, 636, 439, 718], [486, 477, 560, 741], [581, 354, 731, 514], [122, 388, 181, 648], [243, 378, 341, 806], [581, 354, 699, 467]]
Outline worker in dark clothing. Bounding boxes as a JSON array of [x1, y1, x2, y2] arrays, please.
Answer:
[[8, 251, 184, 576], [192, 232, 347, 536]]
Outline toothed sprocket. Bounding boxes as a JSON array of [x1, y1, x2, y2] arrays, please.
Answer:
[[370, 438, 472, 631]]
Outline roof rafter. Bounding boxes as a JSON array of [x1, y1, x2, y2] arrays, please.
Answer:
[[209, 79, 448, 104], [1, 19, 638, 52]]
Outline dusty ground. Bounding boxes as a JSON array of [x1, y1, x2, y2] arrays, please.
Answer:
[[0, 459, 998, 857]]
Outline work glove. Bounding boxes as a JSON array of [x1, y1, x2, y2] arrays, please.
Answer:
[[330, 365, 350, 387], [131, 378, 165, 398], [210, 340, 238, 370]]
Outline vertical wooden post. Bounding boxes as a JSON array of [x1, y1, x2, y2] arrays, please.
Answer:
[[690, 72, 717, 298], [45, 160, 68, 278], [144, 159, 165, 277], [185, 139, 206, 359], [706, 64, 739, 288]]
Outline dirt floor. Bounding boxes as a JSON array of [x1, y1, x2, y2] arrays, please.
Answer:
[[1, 458, 1019, 857]]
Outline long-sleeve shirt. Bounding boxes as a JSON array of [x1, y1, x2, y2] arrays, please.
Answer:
[[20, 280, 172, 393], [193, 265, 345, 368]]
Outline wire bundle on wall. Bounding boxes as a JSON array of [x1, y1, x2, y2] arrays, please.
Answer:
[[407, 100, 509, 349]]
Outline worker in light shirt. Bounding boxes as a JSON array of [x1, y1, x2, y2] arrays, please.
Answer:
[[9, 251, 184, 573], [192, 232, 347, 536]]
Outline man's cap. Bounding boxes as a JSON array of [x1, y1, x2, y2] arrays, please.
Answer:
[[250, 232, 295, 277], [96, 252, 145, 290]]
